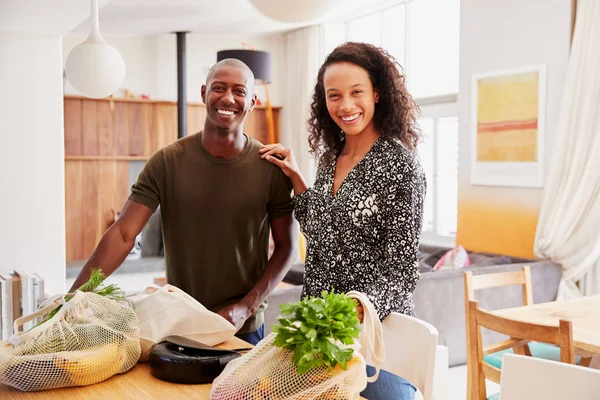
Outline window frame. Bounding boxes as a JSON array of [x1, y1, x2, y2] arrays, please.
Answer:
[[320, 1, 460, 247], [416, 95, 458, 248]]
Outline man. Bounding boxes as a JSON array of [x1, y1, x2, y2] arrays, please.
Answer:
[[70, 59, 296, 345]]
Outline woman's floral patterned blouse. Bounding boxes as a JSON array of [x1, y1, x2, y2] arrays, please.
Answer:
[[294, 137, 426, 320]]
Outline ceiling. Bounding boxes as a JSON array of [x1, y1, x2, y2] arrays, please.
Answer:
[[70, 0, 303, 36], [0, 0, 401, 37], [0, 0, 112, 36]]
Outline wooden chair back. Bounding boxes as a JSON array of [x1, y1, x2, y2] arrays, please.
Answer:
[[467, 299, 575, 400], [464, 265, 533, 305], [465, 266, 545, 400]]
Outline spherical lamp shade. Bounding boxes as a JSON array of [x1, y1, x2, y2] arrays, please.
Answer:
[[64, 0, 126, 99], [217, 49, 272, 83], [249, 0, 342, 23], [65, 43, 125, 99]]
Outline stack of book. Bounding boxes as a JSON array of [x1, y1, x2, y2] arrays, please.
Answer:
[[0, 271, 45, 340]]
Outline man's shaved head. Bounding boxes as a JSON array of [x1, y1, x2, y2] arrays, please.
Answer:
[[206, 58, 255, 90], [201, 58, 258, 134]]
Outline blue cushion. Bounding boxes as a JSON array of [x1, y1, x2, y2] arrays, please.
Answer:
[[483, 342, 581, 369], [487, 393, 500, 400]]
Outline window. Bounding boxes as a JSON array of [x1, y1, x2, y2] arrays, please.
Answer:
[[381, 5, 406, 68], [321, 0, 460, 246], [347, 13, 381, 46], [406, 0, 460, 98], [322, 0, 459, 97], [417, 118, 435, 232], [323, 23, 346, 58], [417, 102, 458, 246]]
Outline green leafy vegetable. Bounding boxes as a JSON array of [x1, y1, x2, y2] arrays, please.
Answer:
[[34, 269, 127, 328], [272, 289, 361, 374]]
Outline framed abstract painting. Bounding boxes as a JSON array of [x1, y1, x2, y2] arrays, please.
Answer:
[[470, 64, 547, 187]]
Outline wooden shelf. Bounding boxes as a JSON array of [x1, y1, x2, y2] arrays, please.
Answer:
[[64, 95, 174, 105], [63, 95, 282, 110], [63, 95, 281, 261], [65, 156, 148, 161]]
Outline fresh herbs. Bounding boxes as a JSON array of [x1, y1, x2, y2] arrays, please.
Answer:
[[272, 290, 361, 374], [75, 269, 127, 302], [35, 269, 127, 328]]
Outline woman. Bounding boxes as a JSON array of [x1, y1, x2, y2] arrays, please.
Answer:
[[260, 42, 426, 399]]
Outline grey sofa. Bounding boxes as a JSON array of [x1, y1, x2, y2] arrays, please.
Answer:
[[265, 247, 562, 367]]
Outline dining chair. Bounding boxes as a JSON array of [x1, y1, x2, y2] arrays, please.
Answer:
[[499, 354, 600, 400], [464, 266, 534, 362], [463, 265, 592, 399], [467, 299, 575, 400], [365, 312, 448, 400]]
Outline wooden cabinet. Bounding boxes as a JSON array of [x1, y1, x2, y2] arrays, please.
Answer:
[[64, 96, 281, 261]]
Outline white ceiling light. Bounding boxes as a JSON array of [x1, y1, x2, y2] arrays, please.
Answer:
[[248, 0, 342, 23], [65, 0, 125, 99]]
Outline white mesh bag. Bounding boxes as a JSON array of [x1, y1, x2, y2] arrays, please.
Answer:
[[210, 291, 385, 400], [0, 290, 141, 391]]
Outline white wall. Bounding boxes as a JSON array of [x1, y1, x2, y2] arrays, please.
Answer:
[[0, 32, 66, 296], [62, 33, 285, 106], [456, 0, 572, 257]]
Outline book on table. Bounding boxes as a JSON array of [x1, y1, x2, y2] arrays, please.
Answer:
[[0, 271, 45, 339]]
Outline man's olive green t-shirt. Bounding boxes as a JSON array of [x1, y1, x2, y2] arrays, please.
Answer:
[[129, 133, 293, 333]]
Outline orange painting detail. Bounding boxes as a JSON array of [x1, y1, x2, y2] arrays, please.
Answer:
[[476, 71, 540, 162], [477, 119, 538, 133]]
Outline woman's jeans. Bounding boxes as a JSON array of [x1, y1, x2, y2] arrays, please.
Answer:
[[360, 365, 417, 400]]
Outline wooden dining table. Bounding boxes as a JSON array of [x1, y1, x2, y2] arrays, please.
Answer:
[[0, 337, 248, 399], [0, 336, 369, 399], [491, 294, 600, 355]]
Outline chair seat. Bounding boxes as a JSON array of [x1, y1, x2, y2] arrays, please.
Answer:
[[483, 342, 581, 369]]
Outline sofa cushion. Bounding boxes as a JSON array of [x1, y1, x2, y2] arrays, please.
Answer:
[[419, 248, 450, 269], [469, 253, 512, 266], [419, 262, 434, 273]]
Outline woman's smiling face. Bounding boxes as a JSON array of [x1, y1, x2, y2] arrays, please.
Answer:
[[323, 61, 379, 137]]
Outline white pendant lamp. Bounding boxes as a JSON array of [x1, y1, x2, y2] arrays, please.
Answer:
[[65, 0, 125, 99], [249, 0, 342, 23]]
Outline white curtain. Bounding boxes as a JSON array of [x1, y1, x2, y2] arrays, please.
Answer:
[[534, 0, 600, 300], [281, 25, 323, 184]]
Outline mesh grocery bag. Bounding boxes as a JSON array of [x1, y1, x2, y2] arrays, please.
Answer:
[[0, 290, 141, 391], [210, 291, 385, 400]]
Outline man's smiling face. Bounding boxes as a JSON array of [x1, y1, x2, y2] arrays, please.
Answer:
[[201, 64, 256, 132]]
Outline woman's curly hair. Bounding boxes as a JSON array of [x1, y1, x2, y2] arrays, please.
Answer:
[[308, 42, 421, 164]]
